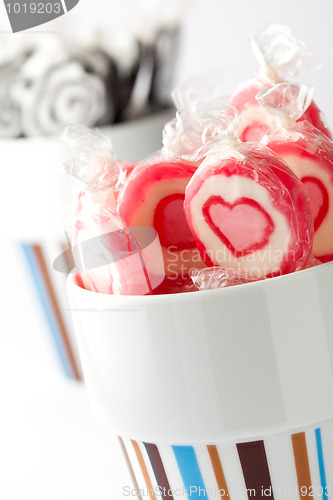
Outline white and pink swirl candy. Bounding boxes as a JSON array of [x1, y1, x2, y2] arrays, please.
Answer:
[[184, 108, 314, 279], [258, 83, 333, 262], [63, 125, 164, 295], [229, 24, 331, 141]]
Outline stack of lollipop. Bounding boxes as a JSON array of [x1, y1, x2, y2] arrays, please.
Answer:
[[64, 24, 333, 295]]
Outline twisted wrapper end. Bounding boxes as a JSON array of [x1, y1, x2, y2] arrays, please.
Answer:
[[251, 24, 320, 83]]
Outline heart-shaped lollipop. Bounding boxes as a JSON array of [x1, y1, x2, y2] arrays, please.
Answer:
[[230, 79, 331, 142], [118, 159, 205, 279], [202, 196, 274, 256], [185, 147, 314, 278], [301, 177, 329, 231], [265, 140, 333, 262], [118, 82, 231, 283], [63, 125, 165, 295], [258, 83, 333, 262], [229, 25, 331, 141]]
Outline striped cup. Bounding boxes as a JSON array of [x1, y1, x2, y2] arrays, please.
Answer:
[[66, 261, 333, 499], [1, 108, 174, 381]]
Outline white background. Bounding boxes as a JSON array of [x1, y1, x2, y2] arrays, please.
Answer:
[[1, 1, 333, 498], [0, 0, 333, 125], [1, 0, 331, 121]]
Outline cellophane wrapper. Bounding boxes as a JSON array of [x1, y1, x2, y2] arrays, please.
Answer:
[[116, 71, 228, 216], [258, 83, 333, 166], [183, 104, 314, 278], [251, 24, 320, 84], [190, 255, 321, 292], [63, 124, 164, 295], [256, 82, 314, 128], [162, 70, 228, 161], [191, 267, 259, 290], [257, 83, 333, 262]]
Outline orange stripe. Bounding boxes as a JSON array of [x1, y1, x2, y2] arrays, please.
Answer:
[[33, 244, 82, 381], [207, 445, 230, 499], [292, 432, 312, 499], [131, 440, 157, 500], [118, 437, 143, 500]]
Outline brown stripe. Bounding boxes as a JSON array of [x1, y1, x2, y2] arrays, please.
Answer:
[[131, 440, 157, 500], [118, 437, 143, 500], [144, 443, 174, 499], [237, 440, 275, 499], [292, 432, 312, 499], [33, 244, 82, 381], [207, 445, 230, 499]]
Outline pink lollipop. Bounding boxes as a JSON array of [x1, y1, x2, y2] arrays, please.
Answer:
[[258, 83, 333, 262], [118, 82, 230, 282], [63, 125, 164, 295], [230, 79, 330, 142], [184, 107, 314, 279], [229, 25, 331, 141], [118, 159, 204, 280]]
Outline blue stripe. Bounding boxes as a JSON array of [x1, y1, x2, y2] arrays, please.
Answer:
[[315, 428, 328, 500], [20, 242, 74, 379], [172, 446, 207, 498]]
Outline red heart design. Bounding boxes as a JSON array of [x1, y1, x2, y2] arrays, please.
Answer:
[[154, 193, 196, 250], [202, 196, 275, 256], [301, 176, 329, 231]]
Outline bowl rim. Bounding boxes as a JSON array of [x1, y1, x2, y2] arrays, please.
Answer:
[[66, 260, 333, 304]]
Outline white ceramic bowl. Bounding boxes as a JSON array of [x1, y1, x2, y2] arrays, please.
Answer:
[[67, 262, 333, 498]]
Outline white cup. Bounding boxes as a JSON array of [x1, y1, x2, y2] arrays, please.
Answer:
[[67, 262, 333, 499], [0, 108, 174, 381]]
